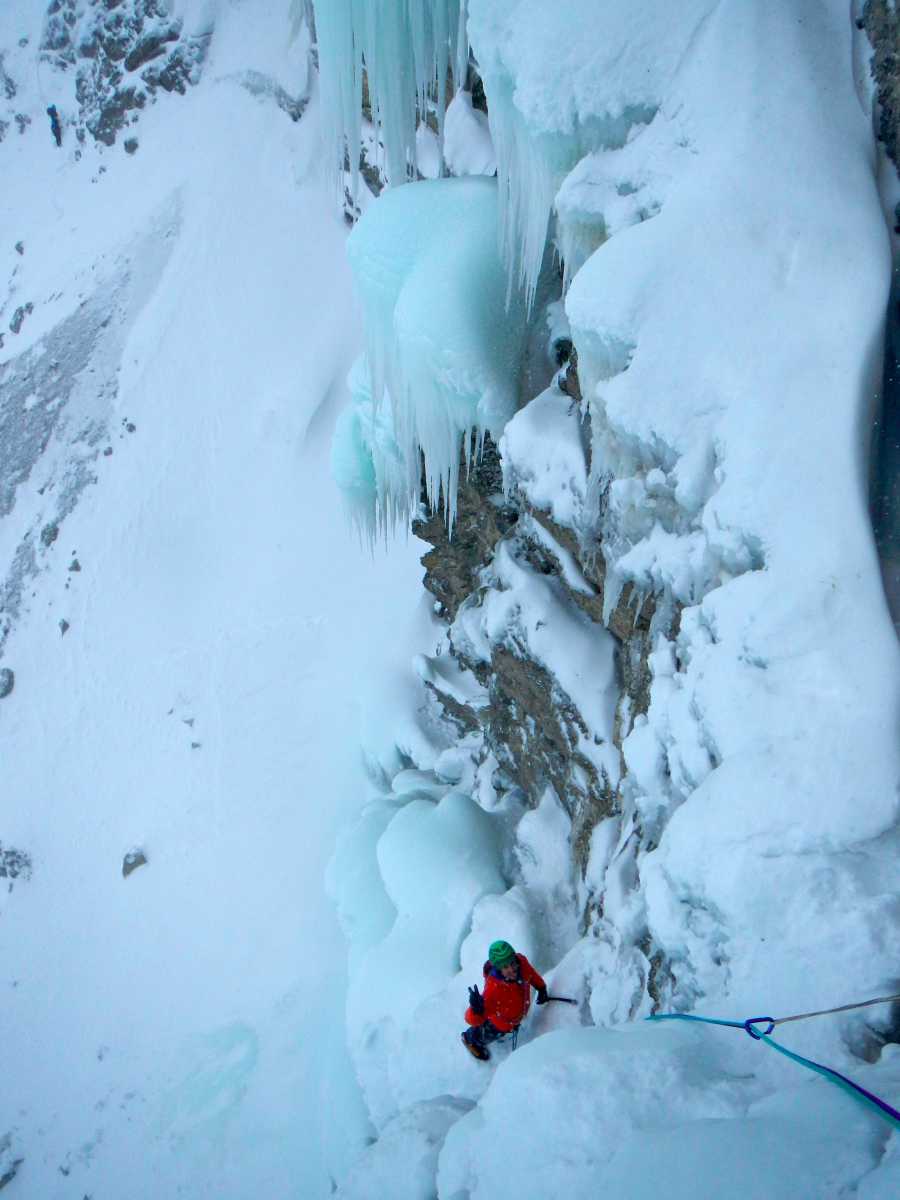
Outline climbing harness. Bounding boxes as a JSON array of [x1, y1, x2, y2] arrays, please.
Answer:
[[648, 991, 900, 1130]]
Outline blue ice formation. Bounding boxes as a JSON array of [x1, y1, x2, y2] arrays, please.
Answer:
[[332, 176, 526, 538], [313, 0, 468, 194]]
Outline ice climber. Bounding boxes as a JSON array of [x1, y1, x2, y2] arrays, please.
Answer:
[[47, 105, 62, 147], [461, 940, 548, 1061]]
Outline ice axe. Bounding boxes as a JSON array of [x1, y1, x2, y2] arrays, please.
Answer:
[[513, 996, 578, 1051]]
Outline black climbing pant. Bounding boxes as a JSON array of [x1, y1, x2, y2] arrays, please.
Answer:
[[463, 1020, 511, 1053]]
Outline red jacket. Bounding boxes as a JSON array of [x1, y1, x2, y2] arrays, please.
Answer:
[[464, 954, 546, 1033]]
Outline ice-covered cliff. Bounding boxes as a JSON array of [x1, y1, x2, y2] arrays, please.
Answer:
[[2, 1, 899, 1196], [320, 1, 900, 1196]]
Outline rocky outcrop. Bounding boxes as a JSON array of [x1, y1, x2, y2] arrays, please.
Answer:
[[0, 1133, 22, 1192], [483, 638, 617, 868], [528, 502, 664, 745], [413, 402, 677, 878], [236, 70, 307, 124], [122, 847, 147, 878], [0, 53, 31, 146], [863, 0, 900, 170], [862, 5, 900, 626], [412, 436, 517, 622], [41, 0, 211, 147], [0, 843, 31, 891], [9, 303, 32, 336]]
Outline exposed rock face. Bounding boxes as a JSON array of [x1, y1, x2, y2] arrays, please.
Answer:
[[863, 5, 900, 625], [0, 1133, 23, 1192], [236, 69, 308, 124], [41, 0, 211, 147], [483, 636, 617, 867], [525, 500, 662, 738], [0, 843, 32, 891], [412, 436, 517, 622], [413, 408, 677, 878], [9, 303, 33, 336], [0, 52, 30, 146], [864, 0, 900, 169], [122, 847, 147, 877], [0, 55, 15, 101], [0, 205, 178, 658]]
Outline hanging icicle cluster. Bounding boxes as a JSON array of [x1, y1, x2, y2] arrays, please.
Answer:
[[332, 176, 525, 542], [313, 0, 469, 197]]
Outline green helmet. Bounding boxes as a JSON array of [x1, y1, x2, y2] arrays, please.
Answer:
[[489, 940, 516, 967]]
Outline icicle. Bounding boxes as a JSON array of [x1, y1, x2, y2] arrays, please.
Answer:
[[335, 176, 526, 537], [312, 0, 468, 196], [467, 0, 661, 308], [313, 0, 362, 195], [331, 359, 411, 548]]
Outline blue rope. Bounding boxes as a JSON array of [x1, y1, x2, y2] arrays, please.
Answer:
[[754, 1030, 900, 1129], [647, 1012, 900, 1131], [647, 1012, 745, 1031]]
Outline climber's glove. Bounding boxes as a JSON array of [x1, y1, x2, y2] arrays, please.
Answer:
[[536, 987, 549, 1005], [468, 985, 484, 1014]]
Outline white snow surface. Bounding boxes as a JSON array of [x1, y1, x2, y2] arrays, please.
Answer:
[[500, 385, 589, 529], [1, 3, 425, 1197], [443, 90, 496, 178], [440, 1023, 900, 1200]]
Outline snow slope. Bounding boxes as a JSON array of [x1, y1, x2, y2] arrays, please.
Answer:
[[1, 3, 424, 1197]]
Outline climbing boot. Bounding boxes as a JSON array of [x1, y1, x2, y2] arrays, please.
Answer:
[[461, 1032, 490, 1062]]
